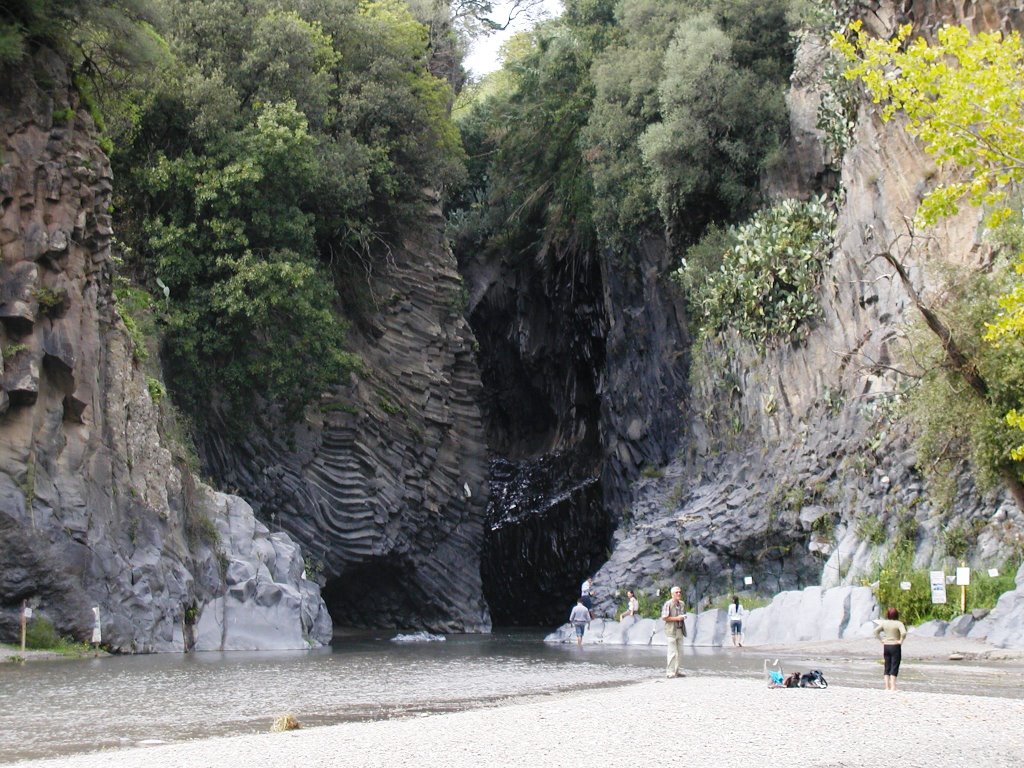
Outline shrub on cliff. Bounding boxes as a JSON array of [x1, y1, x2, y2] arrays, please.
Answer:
[[677, 197, 836, 348]]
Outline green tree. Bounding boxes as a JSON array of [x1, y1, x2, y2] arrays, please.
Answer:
[[834, 22, 1024, 490], [123, 101, 354, 423], [833, 22, 1024, 228], [584, 0, 795, 249], [108, 0, 466, 428]]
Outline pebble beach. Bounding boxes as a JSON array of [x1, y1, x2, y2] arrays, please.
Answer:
[[11, 637, 1024, 768]]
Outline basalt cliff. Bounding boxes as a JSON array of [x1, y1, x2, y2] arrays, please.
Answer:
[[591, 0, 1024, 620], [5, 0, 1024, 648], [0, 51, 330, 651]]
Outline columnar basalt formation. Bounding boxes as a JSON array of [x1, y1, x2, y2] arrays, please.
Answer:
[[198, 197, 492, 633], [0, 50, 328, 651]]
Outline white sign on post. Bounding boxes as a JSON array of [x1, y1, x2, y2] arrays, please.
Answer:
[[743, 576, 753, 586], [956, 567, 971, 586], [23, 606, 32, 619], [930, 570, 947, 604]]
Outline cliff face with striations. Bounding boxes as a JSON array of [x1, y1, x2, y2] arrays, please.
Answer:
[[590, 0, 1024, 615], [0, 50, 329, 651], [198, 195, 491, 633]]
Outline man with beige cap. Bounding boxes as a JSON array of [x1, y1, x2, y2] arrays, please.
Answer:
[[661, 586, 687, 678]]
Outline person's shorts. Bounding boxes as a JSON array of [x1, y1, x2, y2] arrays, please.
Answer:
[[730, 620, 742, 635], [574, 623, 586, 637]]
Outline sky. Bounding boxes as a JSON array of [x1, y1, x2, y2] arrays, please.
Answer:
[[463, 0, 565, 77]]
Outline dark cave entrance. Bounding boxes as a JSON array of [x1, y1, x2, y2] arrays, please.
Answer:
[[320, 555, 432, 631]]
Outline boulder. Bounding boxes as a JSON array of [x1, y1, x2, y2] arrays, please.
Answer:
[[193, 493, 331, 651]]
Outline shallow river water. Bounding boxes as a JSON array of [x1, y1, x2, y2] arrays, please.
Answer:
[[2, 630, 1022, 764]]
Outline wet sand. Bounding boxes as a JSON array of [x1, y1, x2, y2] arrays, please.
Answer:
[[10, 636, 1024, 768], [750, 634, 1024, 662]]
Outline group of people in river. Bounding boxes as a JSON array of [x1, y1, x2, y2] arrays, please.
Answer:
[[568, 578, 909, 688], [567, 578, 747, 675]]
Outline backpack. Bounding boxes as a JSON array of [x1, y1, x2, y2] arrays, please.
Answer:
[[783, 672, 802, 688], [799, 670, 828, 688]]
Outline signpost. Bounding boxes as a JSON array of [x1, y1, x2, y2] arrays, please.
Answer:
[[956, 565, 971, 613]]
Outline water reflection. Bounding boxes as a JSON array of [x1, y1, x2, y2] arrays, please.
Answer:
[[1, 631, 1021, 763]]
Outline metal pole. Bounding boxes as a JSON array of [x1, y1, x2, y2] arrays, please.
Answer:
[[20, 600, 27, 652]]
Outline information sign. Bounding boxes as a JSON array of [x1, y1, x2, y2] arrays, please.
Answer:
[[929, 570, 947, 604]]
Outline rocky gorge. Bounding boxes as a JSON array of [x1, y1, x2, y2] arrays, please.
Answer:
[[4, 0, 1024, 654]]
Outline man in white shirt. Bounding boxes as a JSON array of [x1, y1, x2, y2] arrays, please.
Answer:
[[661, 586, 687, 677], [569, 598, 592, 646]]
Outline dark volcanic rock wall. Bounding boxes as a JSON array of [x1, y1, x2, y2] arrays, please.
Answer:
[[0, 51, 328, 651], [599, 237, 690, 517], [461, 220, 689, 622], [482, 455, 609, 626], [199, 198, 491, 633]]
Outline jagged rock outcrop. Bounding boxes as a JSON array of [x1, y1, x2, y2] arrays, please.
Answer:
[[198, 195, 491, 633], [194, 493, 331, 651], [0, 49, 328, 651], [589, 0, 1024, 615]]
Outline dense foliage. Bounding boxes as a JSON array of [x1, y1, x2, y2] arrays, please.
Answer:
[[452, 0, 799, 260], [903, 242, 1024, 507], [14, 0, 462, 426], [836, 22, 1024, 483]]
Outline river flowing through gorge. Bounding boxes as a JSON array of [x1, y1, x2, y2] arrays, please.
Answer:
[[3, 632, 1024, 763]]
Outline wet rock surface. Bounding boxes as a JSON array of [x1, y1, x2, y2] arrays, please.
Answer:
[[482, 455, 610, 626]]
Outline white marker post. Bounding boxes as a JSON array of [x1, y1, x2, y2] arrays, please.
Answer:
[[20, 601, 32, 652]]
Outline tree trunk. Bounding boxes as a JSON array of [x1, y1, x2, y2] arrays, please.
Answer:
[[879, 246, 1024, 503]]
